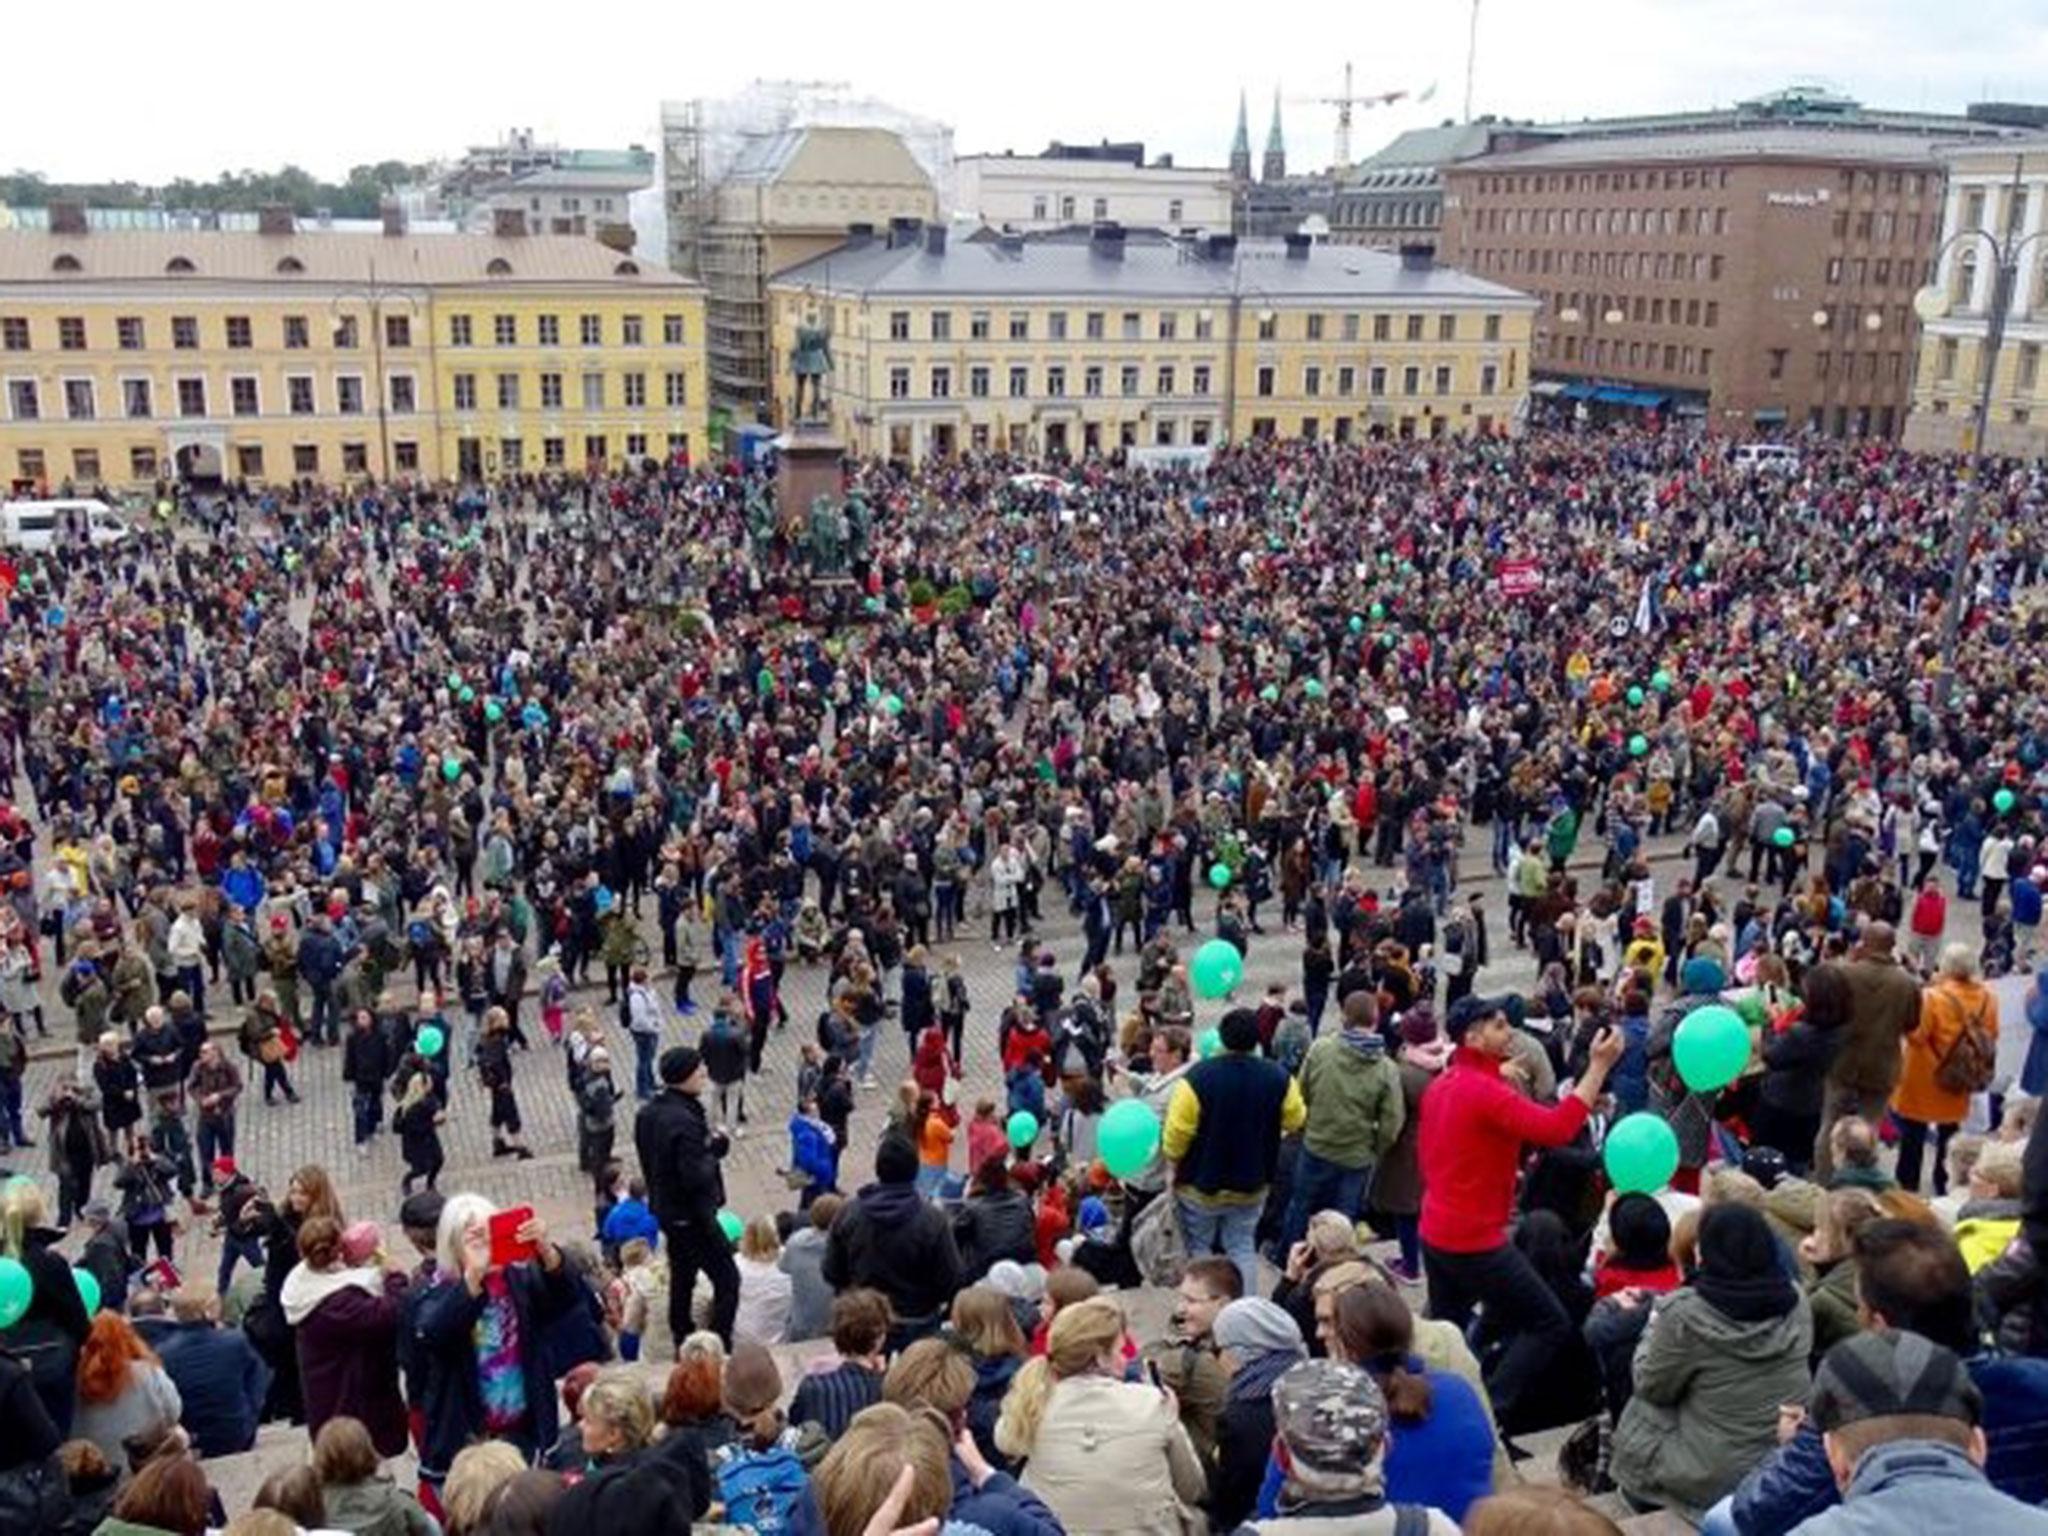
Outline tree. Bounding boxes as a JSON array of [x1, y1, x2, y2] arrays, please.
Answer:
[[3, 161, 433, 218]]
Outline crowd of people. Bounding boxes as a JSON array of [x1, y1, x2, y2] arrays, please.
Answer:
[[0, 428, 2046, 1535]]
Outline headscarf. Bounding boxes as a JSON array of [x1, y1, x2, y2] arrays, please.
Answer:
[[1692, 1204, 1798, 1323]]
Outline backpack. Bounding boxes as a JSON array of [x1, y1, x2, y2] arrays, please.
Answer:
[[713, 1443, 812, 1535], [1935, 997, 1997, 1096], [1130, 1188, 1187, 1287]]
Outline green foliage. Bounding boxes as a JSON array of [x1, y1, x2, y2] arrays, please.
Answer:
[[906, 578, 938, 608], [1, 160, 428, 219], [937, 584, 973, 617]]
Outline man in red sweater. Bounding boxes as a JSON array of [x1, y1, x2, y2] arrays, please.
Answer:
[[1418, 993, 1623, 1429]]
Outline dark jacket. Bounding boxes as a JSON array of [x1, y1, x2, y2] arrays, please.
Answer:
[[138, 1318, 269, 1458], [1760, 1015, 1834, 1118], [1174, 1052, 1296, 1197], [549, 1442, 710, 1536], [0, 1234, 91, 1434], [289, 1269, 410, 1458], [822, 1180, 963, 1322], [298, 928, 346, 988], [949, 1458, 1065, 1536], [634, 1090, 727, 1226], [411, 1259, 580, 1475], [1729, 1353, 2048, 1535], [700, 1021, 749, 1088], [1831, 954, 1922, 1095], [955, 1189, 1037, 1281], [343, 1027, 393, 1092]]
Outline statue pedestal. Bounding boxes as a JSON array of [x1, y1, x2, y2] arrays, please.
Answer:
[[777, 424, 845, 552]]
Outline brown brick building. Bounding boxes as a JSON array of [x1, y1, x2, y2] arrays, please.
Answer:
[[1438, 111, 2026, 436]]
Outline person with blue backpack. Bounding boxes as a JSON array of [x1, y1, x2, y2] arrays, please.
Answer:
[[713, 1343, 828, 1535]]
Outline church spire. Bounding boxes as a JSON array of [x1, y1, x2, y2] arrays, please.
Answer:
[[1263, 87, 1286, 182], [1229, 89, 1252, 182]]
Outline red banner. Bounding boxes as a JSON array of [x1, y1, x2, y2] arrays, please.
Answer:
[[1497, 559, 1541, 597]]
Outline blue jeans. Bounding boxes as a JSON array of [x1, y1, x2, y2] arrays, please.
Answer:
[[309, 985, 337, 1045], [1176, 1193, 1265, 1299], [1282, 1148, 1369, 1250], [1697, 1497, 1739, 1536], [197, 1114, 235, 1185], [352, 1088, 381, 1145], [215, 1232, 263, 1295], [855, 1024, 879, 1081], [0, 1076, 24, 1148], [633, 1031, 659, 1100]]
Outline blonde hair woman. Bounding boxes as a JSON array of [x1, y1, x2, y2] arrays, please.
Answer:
[[733, 1216, 792, 1347], [994, 1297, 1205, 1534]]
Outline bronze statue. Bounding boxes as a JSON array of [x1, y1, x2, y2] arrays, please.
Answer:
[[808, 493, 846, 576], [791, 310, 833, 422]]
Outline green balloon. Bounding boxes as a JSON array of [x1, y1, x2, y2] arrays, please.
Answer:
[[1651, 669, 1673, 693], [458, 686, 475, 704], [1994, 788, 2017, 815], [1773, 825, 1795, 849], [446, 672, 462, 689], [1369, 601, 1385, 620], [1196, 1028, 1224, 1060], [1097, 1099, 1161, 1180], [1259, 684, 1280, 703], [72, 1266, 101, 1317], [416, 1024, 446, 1058], [717, 1208, 743, 1245], [1348, 615, 1364, 635], [758, 668, 776, 695], [1629, 734, 1648, 757], [1208, 862, 1233, 890], [0, 1257, 29, 1330], [1191, 939, 1244, 1000], [1604, 1113, 1680, 1194], [883, 693, 904, 716], [1304, 678, 1326, 699], [442, 758, 462, 783], [1626, 685, 1645, 707], [1007, 1110, 1040, 1150], [484, 700, 503, 723], [865, 682, 882, 704], [1673, 1005, 1752, 1093]]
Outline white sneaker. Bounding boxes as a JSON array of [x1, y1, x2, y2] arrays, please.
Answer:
[[859, 1075, 880, 1090]]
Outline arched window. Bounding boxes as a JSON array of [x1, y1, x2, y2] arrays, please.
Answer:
[[613, 260, 640, 276], [485, 257, 513, 276], [275, 256, 305, 274], [166, 255, 196, 274], [51, 253, 82, 273]]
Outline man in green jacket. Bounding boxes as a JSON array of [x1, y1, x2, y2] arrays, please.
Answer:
[[1282, 991, 1405, 1247]]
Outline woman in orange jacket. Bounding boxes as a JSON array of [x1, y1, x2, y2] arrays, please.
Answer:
[[1892, 942, 1998, 1195]]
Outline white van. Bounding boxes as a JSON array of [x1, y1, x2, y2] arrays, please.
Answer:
[[1733, 442, 1800, 473], [0, 498, 131, 551]]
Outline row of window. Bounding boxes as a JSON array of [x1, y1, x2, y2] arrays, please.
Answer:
[[1932, 337, 2045, 393], [1469, 204, 1730, 239], [1539, 332, 1718, 376], [1548, 291, 1721, 328], [1331, 198, 1440, 230], [1026, 193, 1188, 224], [0, 311, 692, 354], [1470, 247, 1727, 283], [3, 367, 691, 422], [878, 308, 1507, 345], [1475, 166, 1741, 197], [449, 370, 690, 411], [13, 430, 692, 488], [874, 359, 1505, 401]]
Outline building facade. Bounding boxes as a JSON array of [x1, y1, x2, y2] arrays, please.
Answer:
[[1903, 137, 2048, 456], [767, 223, 1534, 460], [404, 130, 653, 251], [1330, 122, 1505, 253], [954, 144, 1233, 233], [1437, 88, 2037, 435], [0, 219, 706, 491], [691, 126, 936, 421]]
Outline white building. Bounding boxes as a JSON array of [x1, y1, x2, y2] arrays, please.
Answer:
[[955, 143, 1233, 233], [406, 130, 654, 250]]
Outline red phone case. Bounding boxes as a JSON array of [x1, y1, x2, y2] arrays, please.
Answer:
[[488, 1206, 536, 1267]]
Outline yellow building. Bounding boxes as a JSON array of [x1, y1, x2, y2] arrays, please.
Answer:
[[1903, 136, 2048, 458], [0, 218, 706, 491], [767, 224, 1536, 459]]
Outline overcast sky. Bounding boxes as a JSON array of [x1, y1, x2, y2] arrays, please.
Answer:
[[15, 0, 2048, 184]]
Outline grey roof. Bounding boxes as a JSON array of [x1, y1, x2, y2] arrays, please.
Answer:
[[1353, 122, 1501, 174], [771, 233, 1534, 306], [1465, 126, 1957, 170], [723, 129, 809, 183]]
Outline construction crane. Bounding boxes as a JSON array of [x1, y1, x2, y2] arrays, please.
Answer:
[[1290, 62, 1427, 171]]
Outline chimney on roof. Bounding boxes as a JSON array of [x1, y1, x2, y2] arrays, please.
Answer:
[[380, 199, 407, 237], [1090, 220, 1126, 260], [493, 207, 527, 238], [258, 204, 295, 237], [845, 221, 875, 247], [924, 224, 947, 257], [1204, 232, 1238, 262], [1398, 241, 1434, 270], [1284, 231, 1313, 259], [997, 232, 1025, 257], [887, 216, 922, 249], [47, 200, 87, 236]]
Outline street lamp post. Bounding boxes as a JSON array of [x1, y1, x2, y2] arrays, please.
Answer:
[[329, 259, 420, 485], [1915, 154, 2045, 711]]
